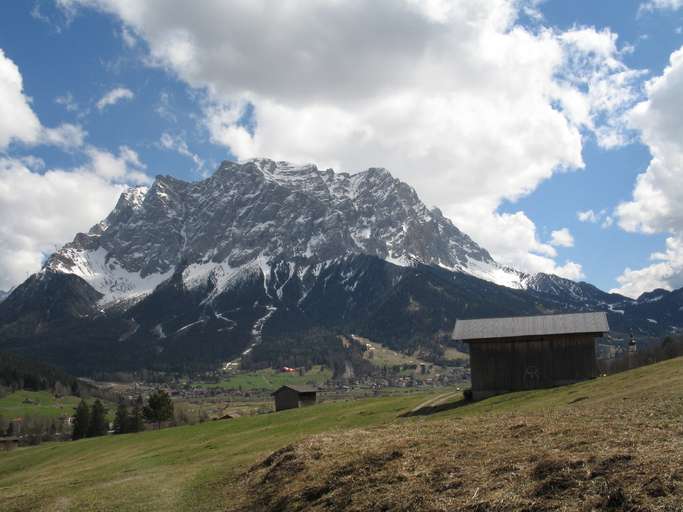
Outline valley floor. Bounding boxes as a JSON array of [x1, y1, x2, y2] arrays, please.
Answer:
[[2, 358, 683, 511]]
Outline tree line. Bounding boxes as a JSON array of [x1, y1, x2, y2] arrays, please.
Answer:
[[0, 351, 82, 395], [598, 335, 683, 375], [71, 389, 175, 440]]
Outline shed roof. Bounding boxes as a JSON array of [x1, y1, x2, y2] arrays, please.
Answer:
[[452, 312, 609, 341], [271, 385, 318, 395]]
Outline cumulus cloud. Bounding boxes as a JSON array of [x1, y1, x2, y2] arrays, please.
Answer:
[[0, 47, 149, 290], [612, 237, 683, 298], [60, 0, 640, 279], [0, 49, 85, 151], [96, 86, 134, 110], [612, 46, 683, 297], [451, 208, 584, 280], [550, 228, 574, 247], [0, 152, 150, 289], [81, 145, 150, 184], [0, 48, 42, 149]]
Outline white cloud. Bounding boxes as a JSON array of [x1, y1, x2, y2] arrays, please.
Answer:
[[0, 47, 148, 290], [55, 92, 79, 112], [611, 237, 683, 298], [0, 49, 86, 151], [155, 91, 176, 122], [60, 0, 640, 280], [0, 48, 42, 149], [550, 227, 574, 247], [80, 145, 150, 185], [450, 207, 584, 280], [119, 25, 137, 48], [96, 87, 134, 110], [0, 152, 151, 289], [554, 261, 585, 281], [617, 47, 683, 235], [640, 0, 683, 12], [41, 123, 86, 149], [578, 209, 599, 223], [159, 132, 204, 174], [612, 46, 683, 297], [577, 208, 614, 229]]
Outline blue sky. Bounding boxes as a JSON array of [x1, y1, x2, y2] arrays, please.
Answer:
[[1, 0, 683, 297]]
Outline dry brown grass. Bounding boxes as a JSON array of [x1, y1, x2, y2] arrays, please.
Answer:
[[229, 394, 683, 511]]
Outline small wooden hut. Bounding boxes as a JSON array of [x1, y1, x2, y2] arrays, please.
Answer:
[[453, 312, 609, 400], [0, 436, 20, 451], [272, 385, 317, 412]]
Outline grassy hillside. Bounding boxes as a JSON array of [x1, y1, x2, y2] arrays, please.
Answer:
[[2, 358, 683, 511], [0, 391, 433, 511], [237, 359, 683, 511]]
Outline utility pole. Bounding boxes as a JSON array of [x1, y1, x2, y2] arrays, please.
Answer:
[[627, 330, 637, 370]]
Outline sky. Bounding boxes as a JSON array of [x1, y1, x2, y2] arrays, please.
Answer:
[[1, 0, 683, 298]]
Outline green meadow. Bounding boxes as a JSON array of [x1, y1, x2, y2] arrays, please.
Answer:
[[1, 357, 682, 511], [0, 390, 81, 420]]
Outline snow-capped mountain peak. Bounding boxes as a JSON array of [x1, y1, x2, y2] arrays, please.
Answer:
[[43, 159, 524, 305]]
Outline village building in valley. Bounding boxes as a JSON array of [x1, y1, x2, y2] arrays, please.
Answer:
[[453, 312, 609, 400]]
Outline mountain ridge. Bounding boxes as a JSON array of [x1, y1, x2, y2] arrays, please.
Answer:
[[1, 158, 682, 374], [42, 158, 522, 306]]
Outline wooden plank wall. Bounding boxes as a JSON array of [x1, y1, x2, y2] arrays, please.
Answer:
[[469, 334, 597, 394]]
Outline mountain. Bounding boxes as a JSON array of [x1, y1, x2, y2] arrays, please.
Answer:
[[1, 159, 681, 374], [44, 158, 522, 306]]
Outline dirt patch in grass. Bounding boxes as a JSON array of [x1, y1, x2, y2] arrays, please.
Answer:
[[229, 395, 683, 512]]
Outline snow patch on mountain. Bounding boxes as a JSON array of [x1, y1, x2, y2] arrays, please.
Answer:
[[435, 257, 528, 289], [49, 247, 172, 305], [182, 258, 266, 304], [459, 258, 528, 289]]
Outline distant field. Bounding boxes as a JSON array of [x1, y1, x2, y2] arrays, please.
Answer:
[[352, 335, 467, 370], [0, 390, 81, 420], [2, 358, 683, 511], [200, 365, 333, 391]]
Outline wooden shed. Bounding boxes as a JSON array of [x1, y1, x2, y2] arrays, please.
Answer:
[[453, 312, 609, 400], [0, 436, 20, 451], [272, 385, 317, 412]]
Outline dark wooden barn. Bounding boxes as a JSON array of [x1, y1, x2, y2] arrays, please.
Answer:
[[453, 312, 609, 400], [272, 385, 317, 412], [0, 436, 19, 451]]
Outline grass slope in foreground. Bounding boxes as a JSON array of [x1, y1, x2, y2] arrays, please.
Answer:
[[2, 358, 683, 511]]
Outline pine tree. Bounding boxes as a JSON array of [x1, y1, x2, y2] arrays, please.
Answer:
[[113, 399, 129, 434], [72, 400, 90, 440], [144, 389, 174, 429], [129, 395, 145, 433], [87, 399, 108, 437]]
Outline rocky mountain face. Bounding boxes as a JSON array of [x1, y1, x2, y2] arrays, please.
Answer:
[[44, 158, 514, 306], [1, 159, 681, 374]]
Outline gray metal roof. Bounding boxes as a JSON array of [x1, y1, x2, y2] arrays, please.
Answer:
[[271, 385, 318, 395], [452, 312, 609, 341]]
